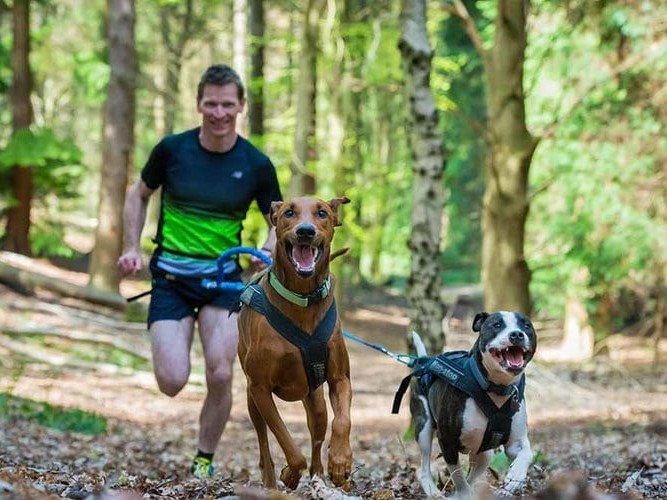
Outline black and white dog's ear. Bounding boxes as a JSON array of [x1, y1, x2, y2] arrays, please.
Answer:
[[472, 312, 489, 332]]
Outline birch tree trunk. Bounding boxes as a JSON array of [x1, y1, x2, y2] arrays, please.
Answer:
[[399, 0, 446, 353], [233, 0, 247, 134], [482, 0, 536, 313], [288, 0, 326, 196], [248, 0, 265, 137], [88, 0, 137, 293], [4, 0, 34, 256]]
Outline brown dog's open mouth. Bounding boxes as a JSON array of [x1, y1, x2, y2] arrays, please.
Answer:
[[489, 346, 530, 372], [286, 241, 323, 277]]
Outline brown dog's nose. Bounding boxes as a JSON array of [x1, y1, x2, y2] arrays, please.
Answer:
[[296, 224, 316, 241]]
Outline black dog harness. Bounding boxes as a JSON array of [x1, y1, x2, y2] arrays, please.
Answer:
[[393, 351, 525, 453], [240, 284, 337, 394]]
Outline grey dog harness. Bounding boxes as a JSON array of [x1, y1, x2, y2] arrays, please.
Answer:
[[393, 351, 525, 453], [240, 284, 337, 394]]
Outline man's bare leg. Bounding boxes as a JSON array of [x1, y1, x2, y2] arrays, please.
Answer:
[[150, 317, 195, 396], [197, 306, 239, 453]]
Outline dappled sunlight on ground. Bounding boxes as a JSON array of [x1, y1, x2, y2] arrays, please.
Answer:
[[0, 281, 665, 498]]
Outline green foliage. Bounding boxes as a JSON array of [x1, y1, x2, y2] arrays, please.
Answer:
[[0, 24, 10, 98], [30, 220, 74, 258], [527, 1, 667, 322], [72, 50, 110, 105], [0, 127, 82, 173], [0, 392, 107, 435], [0, 127, 85, 256], [403, 420, 415, 441], [434, 2, 490, 285], [489, 451, 510, 473]]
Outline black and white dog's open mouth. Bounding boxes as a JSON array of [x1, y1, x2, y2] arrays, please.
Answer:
[[489, 346, 530, 371], [286, 241, 323, 276]]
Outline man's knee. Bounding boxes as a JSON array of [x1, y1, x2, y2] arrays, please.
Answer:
[[155, 368, 189, 397], [206, 362, 234, 390]]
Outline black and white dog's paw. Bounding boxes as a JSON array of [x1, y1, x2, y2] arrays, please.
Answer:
[[417, 473, 440, 497], [499, 477, 526, 496]]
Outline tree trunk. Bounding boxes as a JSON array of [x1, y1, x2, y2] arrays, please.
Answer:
[[158, 0, 193, 135], [654, 278, 665, 368], [4, 0, 33, 256], [481, 0, 536, 313], [248, 0, 265, 137], [233, 0, 247, 134], [561, 297, 594, 360], [288, 0, 325, 196], [399, 0, 446, 354], [88, 0, 137, 293]]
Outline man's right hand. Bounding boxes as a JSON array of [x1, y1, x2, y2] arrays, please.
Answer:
[[118, 249, 143, 276]]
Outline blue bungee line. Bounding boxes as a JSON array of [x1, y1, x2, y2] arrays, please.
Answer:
[[126, 245, 417, 368], [342, 331, 417, 367]]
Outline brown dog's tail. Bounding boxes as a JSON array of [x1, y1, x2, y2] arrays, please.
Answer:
[[329, 247, 349, 262]]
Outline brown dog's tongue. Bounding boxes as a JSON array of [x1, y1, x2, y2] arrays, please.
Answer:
[[292, 245, 315, 269]]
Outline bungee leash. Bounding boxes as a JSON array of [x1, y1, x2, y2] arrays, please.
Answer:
[[125, 246, 273, 302], [342, 331, 417, 367], [124, 247, 417, 370]]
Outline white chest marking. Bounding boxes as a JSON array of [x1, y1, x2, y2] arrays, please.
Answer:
[[459, 394, 512, 453]]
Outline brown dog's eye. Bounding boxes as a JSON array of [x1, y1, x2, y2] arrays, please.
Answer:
[[284, 209, 295, 218], [317, 209, 328, 218]]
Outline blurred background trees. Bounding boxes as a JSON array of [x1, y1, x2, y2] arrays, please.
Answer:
[[0, 0, 665, 356]]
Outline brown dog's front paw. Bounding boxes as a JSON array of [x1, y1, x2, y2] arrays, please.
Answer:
[[261, 468, 277, 489], [327, 452, 352, 488], [310, 462, 324, 478], [280, 464, 305, 490]]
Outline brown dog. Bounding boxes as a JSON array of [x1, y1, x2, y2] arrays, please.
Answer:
[[237, 197, 353, 490]]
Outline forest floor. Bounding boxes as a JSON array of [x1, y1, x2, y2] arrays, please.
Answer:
[[0, 260, 666, 499]]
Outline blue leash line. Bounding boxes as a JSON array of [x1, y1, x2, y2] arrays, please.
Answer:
[[342, 331, 416, 367]]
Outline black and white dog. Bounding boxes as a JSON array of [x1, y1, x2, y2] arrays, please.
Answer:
[[408, 311, 537, 497]]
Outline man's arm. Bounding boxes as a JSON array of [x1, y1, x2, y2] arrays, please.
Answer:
[[249, 213, 276, 270], [260, 213, 276, 253], [118, 180, 155, 275]]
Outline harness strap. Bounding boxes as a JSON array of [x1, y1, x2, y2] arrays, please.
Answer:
[[240, 285, 337, 393], [392, 374, 413, 414], [391, 356, 434, 414]]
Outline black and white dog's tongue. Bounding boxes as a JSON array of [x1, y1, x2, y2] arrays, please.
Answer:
[[504, 347, 524, 369]]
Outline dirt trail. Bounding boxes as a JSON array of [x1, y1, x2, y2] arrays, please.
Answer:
[[0, 281, 666, 498]]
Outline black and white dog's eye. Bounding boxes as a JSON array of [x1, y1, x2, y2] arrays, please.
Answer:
[[493, 321, 503, 329]]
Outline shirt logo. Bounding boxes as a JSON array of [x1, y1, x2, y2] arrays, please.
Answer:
[[232, 171, 243, 179]]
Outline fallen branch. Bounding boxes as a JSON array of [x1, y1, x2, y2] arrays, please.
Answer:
[[0, 252, 126, 310], [0, 334, 205, 386], [4, 300, 145, 332], [1, 326, 150, 361], [0, 335, 134, 374]]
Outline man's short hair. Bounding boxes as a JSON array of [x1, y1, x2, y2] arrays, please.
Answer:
[[197, 65, 245, 102]]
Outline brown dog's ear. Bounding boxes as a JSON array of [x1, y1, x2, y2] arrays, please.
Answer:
[[327, 196, 351, 227], [329, 247, 349, 262], [472, 312, 489, 332], [269, 201, 283, 227]]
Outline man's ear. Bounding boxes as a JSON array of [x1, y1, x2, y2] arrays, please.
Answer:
[[327, 196, 350, 227], [472, 312, 489, 332], [270, 201, 283, 227]]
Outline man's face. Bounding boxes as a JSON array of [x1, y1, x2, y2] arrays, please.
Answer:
[[197, 83, 245, 138]]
